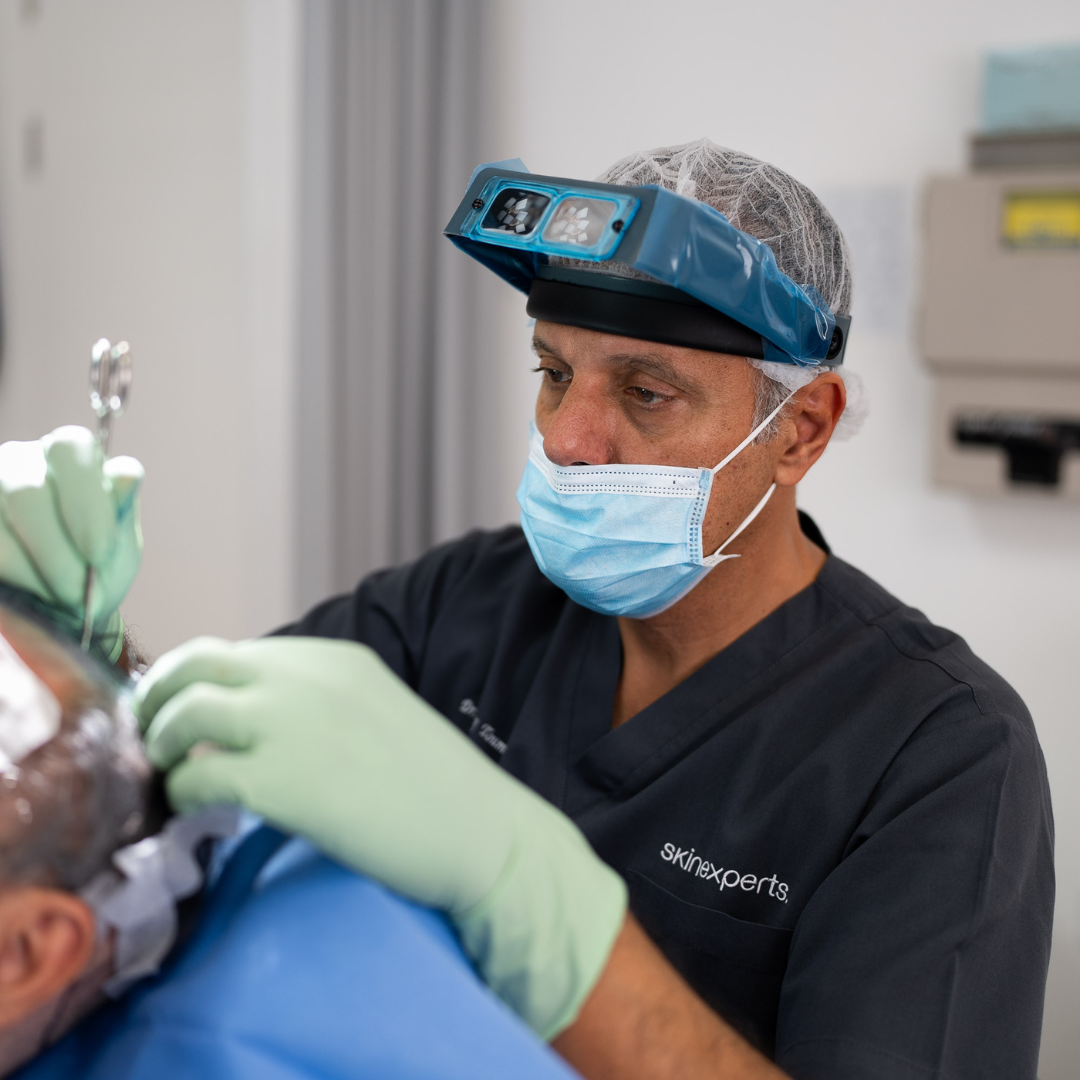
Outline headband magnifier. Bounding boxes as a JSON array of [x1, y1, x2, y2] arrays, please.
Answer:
[[444, 160, 849, 367]]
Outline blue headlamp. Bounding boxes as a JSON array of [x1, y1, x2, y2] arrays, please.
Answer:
[[444, 160, 849, 366]]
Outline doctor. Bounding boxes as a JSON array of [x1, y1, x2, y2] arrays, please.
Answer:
[[0, 141, 1054, 1080]]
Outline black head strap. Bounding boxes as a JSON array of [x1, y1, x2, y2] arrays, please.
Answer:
[[526, 265, 847, 363]]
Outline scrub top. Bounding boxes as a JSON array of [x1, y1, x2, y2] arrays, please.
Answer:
[[281, 517, 1055, 1080]]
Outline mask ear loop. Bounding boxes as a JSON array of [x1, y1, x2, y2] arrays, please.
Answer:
[[710, 388, 798, 476], [702, 388, 799, 566]]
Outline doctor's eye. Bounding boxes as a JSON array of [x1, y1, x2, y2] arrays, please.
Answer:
[[628, 386, 666, 405], [532, 366, 571, 386]]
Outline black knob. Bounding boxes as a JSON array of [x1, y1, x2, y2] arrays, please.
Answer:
[[826, 325, 843, 361]]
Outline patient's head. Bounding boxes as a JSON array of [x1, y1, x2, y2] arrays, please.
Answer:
[[0, 604, 154, 890], [0, 600, 159, 1065]]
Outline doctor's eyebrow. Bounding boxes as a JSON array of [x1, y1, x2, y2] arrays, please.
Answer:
[[606, 352, 696, 392], [530, 334, 566, 361], [531, 334, 697, 392]]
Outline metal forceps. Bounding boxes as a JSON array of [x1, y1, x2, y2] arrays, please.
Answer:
[[81, 338, 132, 650]]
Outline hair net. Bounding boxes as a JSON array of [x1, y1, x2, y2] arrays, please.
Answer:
[[749, 359, 866, 441], [560, 139, 866, 440], [593, 139, 852, 316]]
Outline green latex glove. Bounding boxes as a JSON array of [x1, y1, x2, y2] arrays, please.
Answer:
[[0, 426, 143, 660], [137, 636, 628, 1039]]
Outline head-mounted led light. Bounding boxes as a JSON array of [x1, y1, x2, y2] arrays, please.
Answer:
[[469, 177, 641, 261]]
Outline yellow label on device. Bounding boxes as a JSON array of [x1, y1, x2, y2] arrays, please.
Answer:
[[1002, 192, 1080, 248]]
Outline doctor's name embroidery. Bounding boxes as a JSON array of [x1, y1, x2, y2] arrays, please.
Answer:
[[661, 842, 790, 903], [459, 698, 507, 756]]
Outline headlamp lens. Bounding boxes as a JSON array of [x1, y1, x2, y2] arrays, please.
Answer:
[[481, 188, 551, 236], [541, 197, 618, 247]]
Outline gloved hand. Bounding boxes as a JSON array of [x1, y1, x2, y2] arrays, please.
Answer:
[[136, 636, 627, 1040], [0, 426, 143, 660]]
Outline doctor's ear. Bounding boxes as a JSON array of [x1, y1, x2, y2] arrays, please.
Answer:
[[772, 372, 846, 486], [0, 887, 96, 1027]]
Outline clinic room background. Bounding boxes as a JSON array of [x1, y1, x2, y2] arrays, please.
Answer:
[[1, 0, 1079, 1073]]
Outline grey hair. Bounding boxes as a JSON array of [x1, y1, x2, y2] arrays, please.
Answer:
[[0, 616, 158, 891], [750, 368, 799, 443]]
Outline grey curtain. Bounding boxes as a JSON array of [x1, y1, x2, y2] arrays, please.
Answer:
[[295, 0, 503, 611]]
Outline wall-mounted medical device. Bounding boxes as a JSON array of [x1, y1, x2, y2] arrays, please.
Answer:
[[922, 44, 1080, 496]]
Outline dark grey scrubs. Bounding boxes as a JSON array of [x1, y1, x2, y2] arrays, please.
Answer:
[[280, 516, 1054, 1080]]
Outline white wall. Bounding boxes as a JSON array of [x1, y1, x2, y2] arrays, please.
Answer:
[[0, 0, 300, 656], [491, 2, 1080, 1074]]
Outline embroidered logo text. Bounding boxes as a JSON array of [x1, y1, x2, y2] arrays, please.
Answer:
[[661, 842, 789, 903]]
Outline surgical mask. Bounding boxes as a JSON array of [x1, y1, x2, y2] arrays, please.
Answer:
[[516, 392, 795, 619]]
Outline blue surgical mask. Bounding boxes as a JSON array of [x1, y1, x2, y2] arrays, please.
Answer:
[[516, 393, 794, 619]]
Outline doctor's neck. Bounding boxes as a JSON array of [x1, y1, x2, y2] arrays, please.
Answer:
[[613, 484, 827, 727]]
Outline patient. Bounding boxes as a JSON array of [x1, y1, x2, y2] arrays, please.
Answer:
[[0, 598, 575, 1080]]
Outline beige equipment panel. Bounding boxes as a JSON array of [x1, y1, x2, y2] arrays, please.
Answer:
[[922, 171, 1080, 496]]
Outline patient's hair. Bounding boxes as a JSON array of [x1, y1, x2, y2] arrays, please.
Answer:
[[0, 604, 162, 891]]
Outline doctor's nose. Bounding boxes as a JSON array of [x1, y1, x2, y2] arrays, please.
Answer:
[[540, 382, 618, 468]]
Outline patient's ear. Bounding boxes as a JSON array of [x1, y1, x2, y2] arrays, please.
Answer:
[[0, 887, 96, 1027]]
